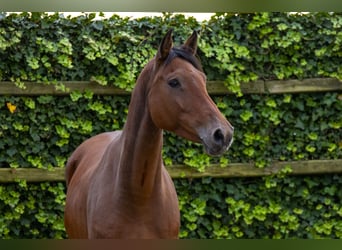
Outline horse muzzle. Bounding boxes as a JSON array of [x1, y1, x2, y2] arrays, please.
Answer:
[[199, 125, 234, 156]]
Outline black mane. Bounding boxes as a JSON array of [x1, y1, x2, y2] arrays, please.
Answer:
[[164, 47, 203, 72]]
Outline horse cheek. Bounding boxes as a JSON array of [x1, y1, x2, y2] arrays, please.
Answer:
[[149, 91, 175, 131]]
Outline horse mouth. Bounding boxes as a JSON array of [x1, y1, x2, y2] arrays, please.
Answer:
[[201, 137, 233, 156]]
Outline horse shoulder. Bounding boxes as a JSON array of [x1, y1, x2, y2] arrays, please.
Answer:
[[64, 131, 122, 238], [65, 131, 121, 186]]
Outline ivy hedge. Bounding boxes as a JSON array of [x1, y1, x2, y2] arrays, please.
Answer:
[[0, 12, 341, 239]]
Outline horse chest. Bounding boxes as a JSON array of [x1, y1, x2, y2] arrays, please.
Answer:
[[87, 192, 180, 239]]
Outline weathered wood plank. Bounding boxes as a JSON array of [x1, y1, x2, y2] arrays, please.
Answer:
[[0, 81, 130, 96], [0, 78, 341, 96], [206, 80, 265, 94], [0, 159, 341, 183], [266, 78, 342, 93], [277, 159, 342, 175], [0, 167, 65, 183], [167, 159, 342, 178]]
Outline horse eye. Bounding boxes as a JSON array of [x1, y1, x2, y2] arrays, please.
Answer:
[[168, 78, 181, 88]]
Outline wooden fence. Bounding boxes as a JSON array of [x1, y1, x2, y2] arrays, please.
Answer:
[[0, 78, 341, 183], [1, 78, 341, 96], [0, 159, 342, 183]]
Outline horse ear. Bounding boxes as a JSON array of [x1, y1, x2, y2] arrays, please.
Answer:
[[156, 29, 173, 62], [183, 30, 198, 55]]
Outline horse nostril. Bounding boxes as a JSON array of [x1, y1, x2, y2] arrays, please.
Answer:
[[213, 129, 224, 144]]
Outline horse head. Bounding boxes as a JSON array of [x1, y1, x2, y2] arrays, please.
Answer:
[[148, 30, 234, 156]]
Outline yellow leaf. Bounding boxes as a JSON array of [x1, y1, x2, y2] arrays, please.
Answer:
[[6, 102, 16, 113]]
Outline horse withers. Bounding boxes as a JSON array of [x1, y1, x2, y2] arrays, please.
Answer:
[[64, 29, 234, 239]]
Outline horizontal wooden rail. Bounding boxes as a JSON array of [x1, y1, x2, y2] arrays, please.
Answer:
[[0, 78, 341, 96], [170, 159, 342, 178], [265, 78, 342, 93], [0, 159, 341, 183]]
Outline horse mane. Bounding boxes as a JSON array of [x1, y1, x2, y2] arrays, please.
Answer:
[[164, 46, 203, 72]]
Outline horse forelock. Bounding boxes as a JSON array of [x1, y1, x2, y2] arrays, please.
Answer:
[[164, 47, 203, 72]]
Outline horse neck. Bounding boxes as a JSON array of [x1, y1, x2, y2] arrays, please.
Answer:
[[116, 61, 163, 198]]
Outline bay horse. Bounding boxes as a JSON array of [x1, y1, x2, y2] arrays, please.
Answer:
[[64, 30, 234, 239]]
